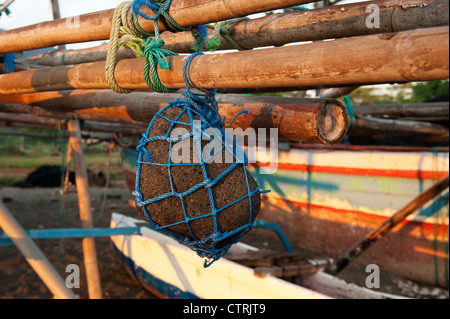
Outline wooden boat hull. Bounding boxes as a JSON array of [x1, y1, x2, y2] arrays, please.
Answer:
[[121, 146, 449, 287], [110, 213, 406, 299], [110, 213, 330, 299]]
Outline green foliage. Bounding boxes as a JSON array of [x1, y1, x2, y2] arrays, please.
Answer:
[[407, 80, 449, 103], [349, 80, 449, 105]]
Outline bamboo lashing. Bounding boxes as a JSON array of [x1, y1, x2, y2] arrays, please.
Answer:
[[0, 0, 320, 54], [17, 0, 449, 67], [0, 202, 77, 299], [0, 90, 348, 144], [0, 26, 448, 95]]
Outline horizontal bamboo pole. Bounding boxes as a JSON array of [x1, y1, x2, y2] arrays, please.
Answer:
[[0, 112, 145, 135], [355, 102, 449, 118], [164, 0, 450, 52], [18, 0, 449, 66], [354, 116, 449, 135], [0, 128, 114, 141], [0, 27, 448, 95], [0, 0, 318, 54], [0, 101, 147, 127], [0, 89, 348, 144], [0, 202, 76, 299]]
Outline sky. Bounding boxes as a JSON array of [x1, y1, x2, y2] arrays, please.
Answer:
[[0, 0, 127, 49]]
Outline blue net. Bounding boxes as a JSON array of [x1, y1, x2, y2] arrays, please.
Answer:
[[133, 53, 262, 267]]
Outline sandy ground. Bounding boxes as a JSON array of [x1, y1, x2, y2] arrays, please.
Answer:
[[0, 181, 155, 299], [0, 178, 448, 299]]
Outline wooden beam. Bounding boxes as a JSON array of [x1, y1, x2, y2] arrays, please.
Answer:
[[0, 128, 114, 141], [0, 112, 146, 134], [0, 101, 148, 127], [0, 202, 76, 299], [18, 0, 449, 66], [50, 0, 66, 52], [163, 0, 450, 52], [0, 89, 348, 145], [67, 120, 103, 299], [355, 102, 449, 118], [0, 27, 448, 94], [332, 174, 450, 275], [0, 0, 319, 54], [354, 116, 448, 135]]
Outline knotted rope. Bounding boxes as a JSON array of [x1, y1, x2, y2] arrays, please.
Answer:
[[106, 0, 207, 93], [206, 18, 249, 52]]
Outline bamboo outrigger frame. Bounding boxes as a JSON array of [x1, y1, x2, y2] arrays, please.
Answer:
[[0, 91, 348, 144], [17, 0, 449, 66], [0, 26, 448, 95], [0, 0, 320, 54]]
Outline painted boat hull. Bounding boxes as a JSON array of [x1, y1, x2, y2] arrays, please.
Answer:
[[121, 146, 449, 287], [110, 213, 405, 299]]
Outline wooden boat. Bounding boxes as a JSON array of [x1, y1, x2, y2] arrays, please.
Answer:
[[110, 212, 406, 299], [121, 144, 450, 288]]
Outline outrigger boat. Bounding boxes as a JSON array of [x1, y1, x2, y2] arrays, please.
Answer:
[[121, 144, 449, 288], [110, 212, 406, 299]]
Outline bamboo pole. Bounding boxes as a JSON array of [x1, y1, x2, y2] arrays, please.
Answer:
[[353, 116, 449, 135], [0, 128, 114, 141], [355, 102, 449, 118], [332, 174, 450, 275], [0, 89, 348, 144], [50, 0, 66, 52], [0, 202, 77, 299], [162, 0, 450, 53], [0, 0, 319, 54], [67, 120, 103, 299], [0, 101, 148, 127], [0, 112, 146, 134], [18, 0, 449, 66], [0, 27, 448, 94]]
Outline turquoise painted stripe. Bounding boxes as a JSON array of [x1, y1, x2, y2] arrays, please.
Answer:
[[0, 227, 142, 247], [122, 147, 449, 215]]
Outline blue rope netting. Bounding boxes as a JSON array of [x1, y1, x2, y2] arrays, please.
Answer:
[[133, 53, 263, 267]]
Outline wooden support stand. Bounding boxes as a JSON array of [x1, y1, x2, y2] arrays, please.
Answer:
[[67, 120, 103, 299]]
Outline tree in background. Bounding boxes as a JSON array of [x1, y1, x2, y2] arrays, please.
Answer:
[[350, 80, 449, 105], [407, 80, 449, 103]]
